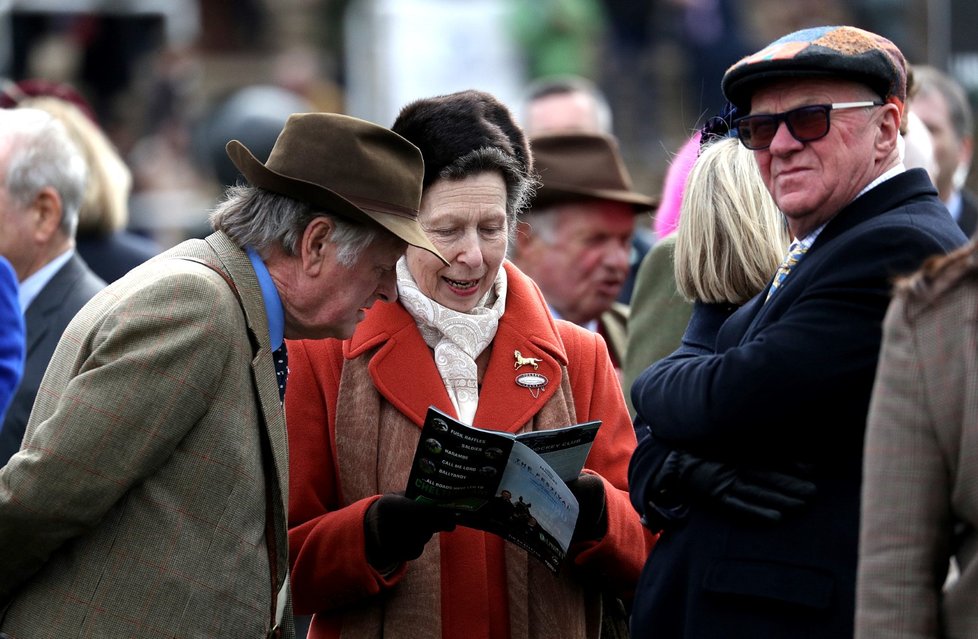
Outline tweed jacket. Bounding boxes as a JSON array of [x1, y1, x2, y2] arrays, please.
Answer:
[[628, 169, 967, 638], [286, 261, 652, 639], [0, 252, 105, 465], [856, 249, 978, 639], [0, 231, 293, 639], [0, 257, 23, 423]]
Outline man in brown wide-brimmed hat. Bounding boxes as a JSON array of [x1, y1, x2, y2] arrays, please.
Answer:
[[512, 131, 657, 375], [0, 111, 445, 638]]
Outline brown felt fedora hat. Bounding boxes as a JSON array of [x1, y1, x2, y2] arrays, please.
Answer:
[[529, 132, 658, 212], [227, 112, 447, 264]]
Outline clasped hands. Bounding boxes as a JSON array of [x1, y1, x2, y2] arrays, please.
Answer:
[[642, 450, 817, 529]]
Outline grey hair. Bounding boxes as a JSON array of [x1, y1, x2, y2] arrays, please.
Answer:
[[519, 207, 561, 245], [1, 107, 87, 238], [210, 185, 377, 267]]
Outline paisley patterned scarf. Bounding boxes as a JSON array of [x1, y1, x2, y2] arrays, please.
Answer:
[[395, 258, 507, 424]]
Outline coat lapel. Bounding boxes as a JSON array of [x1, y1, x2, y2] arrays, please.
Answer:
[[23, 255, 85, 356], [348, 261, 568, 434], [203, 233, 290, 502]]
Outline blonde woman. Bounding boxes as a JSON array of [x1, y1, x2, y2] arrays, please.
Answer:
[[674, 136, 789, 308], [624, 134, 788, 413]]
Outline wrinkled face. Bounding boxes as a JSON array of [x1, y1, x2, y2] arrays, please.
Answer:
[[279, 225, 405, 340], [520, 201, 634, 324], [912, 89, 967, 199], [405, 172, 509, 313], [750, 78, 897, 239]]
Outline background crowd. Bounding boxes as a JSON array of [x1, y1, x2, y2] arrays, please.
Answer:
[[0, 2, 977, 639]]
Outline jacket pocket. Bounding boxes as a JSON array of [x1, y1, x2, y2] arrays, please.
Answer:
[[703, 558, 834, 609]]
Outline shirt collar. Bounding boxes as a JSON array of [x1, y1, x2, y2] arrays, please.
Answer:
[[946, 190, 963, 222], [858, 163, 905, 199], [246, 246, 285, 350], [19, 248, 73, 312]]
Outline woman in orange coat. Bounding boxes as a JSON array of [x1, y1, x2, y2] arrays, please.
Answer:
[[285, 90, 652, 639]]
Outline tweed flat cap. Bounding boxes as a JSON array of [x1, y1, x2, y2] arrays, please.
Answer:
[[722, 26, 907, 114]]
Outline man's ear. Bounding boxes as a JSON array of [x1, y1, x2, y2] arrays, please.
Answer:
[[875, 103, 902, 156], [299, 216, 335, 277], [31, 186, 64, 243]]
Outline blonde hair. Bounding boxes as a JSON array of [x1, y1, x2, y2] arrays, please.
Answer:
[[674, 137, 789, 304], [21, 96, 132, 235]]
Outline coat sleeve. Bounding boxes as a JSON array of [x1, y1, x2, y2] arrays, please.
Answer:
[[632, 225, 954, 454], [855, 296, 951, 638], [285, 339, 407, 615], [0, 271, 236, 599], [560, 325, 657, 600]]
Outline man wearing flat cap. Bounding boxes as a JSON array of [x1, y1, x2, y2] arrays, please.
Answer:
[[628, 26, 967, 638], [0, 112, 444, 638], [512, 131, 656, 375]]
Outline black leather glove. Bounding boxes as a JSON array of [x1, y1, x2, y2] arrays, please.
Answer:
[[652, 450, 816, 523], [364, 493, 457, 569], [568, 473, 607, 543]]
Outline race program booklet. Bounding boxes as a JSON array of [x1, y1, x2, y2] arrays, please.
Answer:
[[404, 406, 601, 573]]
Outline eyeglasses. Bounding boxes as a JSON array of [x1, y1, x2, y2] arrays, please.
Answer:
[[733, 101, 883, 150]]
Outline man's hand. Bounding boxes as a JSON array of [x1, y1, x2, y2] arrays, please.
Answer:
[[653, 451, 816, 523]]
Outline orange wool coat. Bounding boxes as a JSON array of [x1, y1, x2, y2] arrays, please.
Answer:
[[285, 261, 652, 639]]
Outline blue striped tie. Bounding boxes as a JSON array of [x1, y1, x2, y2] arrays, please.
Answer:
[[766, 241, 808, 302]]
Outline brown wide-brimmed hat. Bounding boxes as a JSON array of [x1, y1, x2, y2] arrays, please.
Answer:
[[529, 132, 658, 212], [227, 112, 447, 264]]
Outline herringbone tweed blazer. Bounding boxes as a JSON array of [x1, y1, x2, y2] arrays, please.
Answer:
[[0, 231, 293, 638], [857, 250, 978, 639]]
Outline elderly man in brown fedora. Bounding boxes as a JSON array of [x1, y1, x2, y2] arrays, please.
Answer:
[[512, 132, 656, 373], [0, 112, 444, 638]]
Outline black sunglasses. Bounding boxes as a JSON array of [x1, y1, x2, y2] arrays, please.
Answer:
[[733, 101, 883, 150]]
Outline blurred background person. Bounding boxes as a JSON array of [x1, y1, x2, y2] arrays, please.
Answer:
[[0, 107, 104, 466], [912, 65, 977, 236], [511, 131, 657, 377], [519, 73, 652, 304], [196, 83, 314, 192], [508, 0, 604, 81], [0, 255, 24, 425], [857, 239, 978, 639], [15, 91, 162, 283], [286, 90, 651, 639], [902, 109, 940, 182], [625, 128, 789, 416], [520, 74, 613, 135]]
